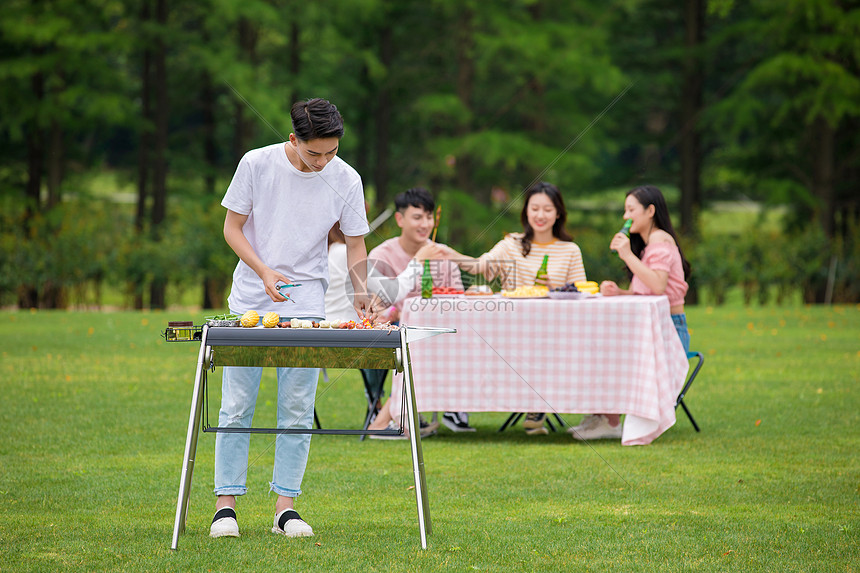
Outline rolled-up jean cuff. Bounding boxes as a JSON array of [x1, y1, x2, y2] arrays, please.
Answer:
[[214, 486, 247, 497], [270, 483, 302, 498], [671, 313, 690, 354]]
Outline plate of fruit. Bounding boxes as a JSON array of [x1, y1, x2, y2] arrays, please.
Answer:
[[431, 286, 465, 297], [548, 283, 589, 299], [501, 285, 550, 298]]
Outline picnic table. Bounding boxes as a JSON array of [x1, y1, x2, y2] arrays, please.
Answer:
[[392, 294, 689, 445]]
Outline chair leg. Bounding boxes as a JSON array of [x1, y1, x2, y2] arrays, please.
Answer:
[[675, 352, 704, 432], [498, 413, 524, 432], [359, 394, 382, 442], [677, 399, 700, 432], [359, 369, 388, 441]]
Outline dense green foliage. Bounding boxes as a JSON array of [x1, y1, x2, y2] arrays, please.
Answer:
[[1, 0, 858, 307], [0, 305, 857, 571]]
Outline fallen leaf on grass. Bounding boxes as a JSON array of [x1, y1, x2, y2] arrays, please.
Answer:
[[407, 485, 414, 490], [755, 419, 761, 427], [315, 542, 321, 547], [723, 550, 734, 556]]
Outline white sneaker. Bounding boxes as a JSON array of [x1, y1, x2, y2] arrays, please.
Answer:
[[272, 508, 314, 538], [568, 414, 622, 441], [441, 412, 476, 432], [209, 507, 239, 538], [523, 412, 548, 435]]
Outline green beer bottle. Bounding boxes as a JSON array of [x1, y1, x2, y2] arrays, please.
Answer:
[[421, 259, 433, 298], [534, 254, 549, 287], [611, 219, 633, 255]]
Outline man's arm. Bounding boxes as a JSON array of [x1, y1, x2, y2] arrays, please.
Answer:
[[344, 234, 374, 318], [224, 209, 290, 303]]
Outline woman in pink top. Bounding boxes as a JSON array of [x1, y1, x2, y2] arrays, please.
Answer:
[[570, 185, 691, 441]]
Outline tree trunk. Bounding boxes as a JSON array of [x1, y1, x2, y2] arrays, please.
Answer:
[[680, 0, 704, 305], [680, 0, 703, 239], [202, 73, 217, 196], [811, 115, 835, 240], [374, 25, 392, 205], [454, 7, 475, 199], [25, 67, 44, 219], [44, 120, 65, 308], [149, 0, 168, 309], [804, 115, 835, 304], [356, 63, 371, 193], [19, 55, 44, 308], [134, 0, 152, 310], [201, 71, 226, 309], [526, 1, 546, 134], [233, 18, 258, 161], [289, 18, 300, 108], [46, 118, 63, 210]]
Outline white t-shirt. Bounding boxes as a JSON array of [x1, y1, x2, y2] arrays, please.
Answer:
[[222, 142, 369, 317], [324, 242, 359, 320], [328, 241, 426, 320]]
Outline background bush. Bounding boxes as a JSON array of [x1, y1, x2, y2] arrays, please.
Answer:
[[3, 194, 857, 310]]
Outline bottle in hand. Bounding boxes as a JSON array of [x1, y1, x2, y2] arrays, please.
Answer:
[[534, 254, 549, 287], [611, 219, 633, 254]]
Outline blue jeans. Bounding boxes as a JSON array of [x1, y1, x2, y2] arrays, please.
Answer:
[[672, 313, 691, 354], [214, 316, 321, 499]]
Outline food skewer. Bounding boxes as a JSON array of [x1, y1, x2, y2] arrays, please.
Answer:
[[431, 205, 442, 242]]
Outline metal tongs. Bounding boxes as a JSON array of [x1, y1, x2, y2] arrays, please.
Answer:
[[276, 282, 301, 303]]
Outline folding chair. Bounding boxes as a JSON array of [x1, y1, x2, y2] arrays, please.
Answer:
[[497, 412, 568, 433], [359, 368, 389, 440], [675, 351, 704, 432]]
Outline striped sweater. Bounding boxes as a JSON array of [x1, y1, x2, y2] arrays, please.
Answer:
[[478, 233, 587, 290]]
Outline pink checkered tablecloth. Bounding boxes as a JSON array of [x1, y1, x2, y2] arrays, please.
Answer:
[[392, 294, 690, 445]]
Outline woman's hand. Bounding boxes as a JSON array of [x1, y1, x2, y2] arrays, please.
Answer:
[[609, 232, 632, 259], [434, 244, 483, 274], [434, 244, 461, 259], [414, 243, 443, 262], [600, 280, 623, 296]]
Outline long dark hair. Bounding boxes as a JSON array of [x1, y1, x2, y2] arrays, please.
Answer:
[[626, 185, 691, 280], [520, 182, 572, 257]]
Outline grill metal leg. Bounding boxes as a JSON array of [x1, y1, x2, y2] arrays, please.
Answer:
[[402, 331, 431, 548], [171, 326, 209, 550]]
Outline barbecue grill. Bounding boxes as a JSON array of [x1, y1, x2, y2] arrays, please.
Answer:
[[168, 323, 455, 550]]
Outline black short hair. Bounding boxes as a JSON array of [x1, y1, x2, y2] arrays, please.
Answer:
[[290, 98, 344, 141], [394, 187, 435, 214]]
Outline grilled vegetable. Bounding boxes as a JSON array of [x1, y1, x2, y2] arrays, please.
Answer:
[[240, 310, 259, 328]]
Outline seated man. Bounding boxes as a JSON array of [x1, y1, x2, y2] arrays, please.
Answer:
[[367, 187, 474, 433]]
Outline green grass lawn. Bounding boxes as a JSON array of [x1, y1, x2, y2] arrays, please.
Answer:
[[0, 304, 857, 572]]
